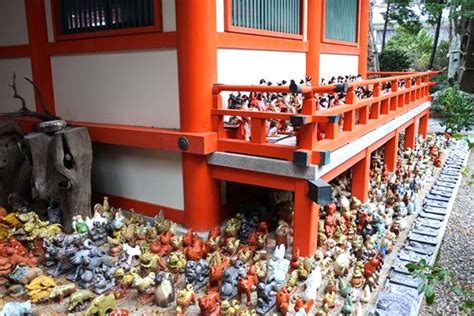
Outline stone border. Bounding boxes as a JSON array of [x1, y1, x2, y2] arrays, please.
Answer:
[[369, 140, 471, 316]]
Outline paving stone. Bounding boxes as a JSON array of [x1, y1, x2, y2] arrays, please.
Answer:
[[429, 189, 452, 198], [437, 177, 458, 184], [409, 232, 439, 245], [424, 193, 450, 202], [405, 240, 437, 255], [392, 257, 412, 274], [423, 207, 448, 215], [419, 211, 446, 221], [385, 282, 422, 301], [431, 184, 454, 192], [389, 270, 423, 288], [424, 200, 449, 209], [399, 248, 433, 263], [411, 223, 440, 236], [369, 291, 417, 316], [434, 181, 456, 189], [415, 217, 443, 229]]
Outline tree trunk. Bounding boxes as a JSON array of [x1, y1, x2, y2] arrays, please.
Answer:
[[0, 120, 31, 208], [24, 127, 92, 232], [381, 0, 392, 51], [429, 12, 443, 70], [368, 0, 380, 71]]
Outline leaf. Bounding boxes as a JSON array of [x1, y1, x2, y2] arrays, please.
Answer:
[[418, 282, 426, 294], [452, 286, 465, 296], [407, 263, 418, 272], [425, 286, 436, 305]]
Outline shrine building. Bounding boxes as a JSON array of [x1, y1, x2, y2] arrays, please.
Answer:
[[0, 0, 431, 257]]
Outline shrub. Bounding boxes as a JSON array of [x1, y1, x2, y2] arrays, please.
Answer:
[[379, 49, 411, 71], [436, 85, 474, 133]]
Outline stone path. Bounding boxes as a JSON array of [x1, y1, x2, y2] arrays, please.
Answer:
[[419, 151, 474, 316], [368, 140, 471, 316]]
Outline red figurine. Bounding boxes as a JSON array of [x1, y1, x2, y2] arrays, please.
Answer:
[[198, 290, 221, 316], [324, 203, 337, 239], [276, 287, 290, 314], [237, 265, 258, 306], [294, 297, 314, 314], [290, 248, 301, 271]]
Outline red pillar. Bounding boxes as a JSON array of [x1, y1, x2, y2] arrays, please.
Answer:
[[176, 0, 221, 230], [352, 153, 370, 203], [294, 179, 319, 257], [358, 0, 370, 77], [419, 111, 429, 139], [385, 132, 399, 172], [404, 121, 417, 150], [306, 0, 322, 82]]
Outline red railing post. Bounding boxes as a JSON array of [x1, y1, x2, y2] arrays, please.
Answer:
[[405, 79, 412, 105], [370, 83, 381, 119], [416, 76, 422, 100], [390, 79, 398, 111], [299, 92, 318, 149], [212, 88, 226, 139], [343, 88, 356, 131], [250, 118, 267, 144], [423, 74, 430, 97]]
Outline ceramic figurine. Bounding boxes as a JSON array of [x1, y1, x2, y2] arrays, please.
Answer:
[[290, 248, 301, 271], [207, 226, 222, 252], [324, 271, 336, 293], [364, 253, 382, 278], [351, 266, 364, 288], [297, 257, 314, 281], [154, 210, 175, 234], [167, 252, 187, 273], [198, 290, 221, 316], [323, 291, 336, 310], [171, 234, 184, 250], [324, 204, 337, 238], [223, 237, 240, 256], [84, 294, 116, 316], [341, 293, 353, 315], [237, 265, 258, 306], [220, 261, 246, 300], [224, 215, 243, 238], [49, 283, 76, 302], [89, 221, 108, 246], [122, 243, 142, 267], [303, 266, 321, 301], [155, 272, 175, 308], [72, 215, 89, 236], [208, 253, 230, 289], [255, 281, 278, 315], [237, 246, 253, 263], [294, 297, 314, 315], [275, 221, 290, 247], [254, 259, 268, 282], [334, 253, 350, 277], [140, 252, 168, 276], [286, 270, 299, 291], [184, 236, 208, 261], [0, 301, 32, 316], [47, 199, 63, 225], [133, 272, 156, 304], [276, 286, 290, 314], [68, 289, 95, 313], [267, 244, 289, 286], [338, 277, 352, 298], [176, 284, 196, 315], [25, 275, 56, 303], [220, 299, 241, 316], [185, 259, 210, 290], [107, 236, 123, 257]]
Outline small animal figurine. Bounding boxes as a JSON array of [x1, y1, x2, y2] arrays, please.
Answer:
[[324, 204, 337, 238], [276, 286, 290, 314], [176, 284, 196, 315], [185, 259, 210, 290], [0, 301, 32, 316], [69, 289, 95, 312], [237, 265, 258, 306], [290, 248, 301, 271], [341, 293, 353, 315], [84, 294, 116, 316], [334, 253, 351, 277], [49, 283, 77, 302], [155, 272, 175, 308], [323, 291, 336, 310], [267, 244, 290, 286], [123, 244, 142, 267], [303, 266, 321, 301], [338, 277, 352, 298], [220, 299, 241, 316], [198, 290, 221, 316], [294, 296, 314, 315]]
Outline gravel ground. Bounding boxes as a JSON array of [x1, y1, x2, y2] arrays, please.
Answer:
[[419, 151, 474, 316]]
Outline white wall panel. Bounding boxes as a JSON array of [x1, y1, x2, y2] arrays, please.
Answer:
[[0, 0, 29, 46], [319, 54, 359, 81], [92, 144, 184, 210], [162, 0, 176, 32], [45, 0, 55, 43], [0, 58, 34, 113], [52, 50, 180, 129], [216, 0, 225, 32], [217, 49, 306, 84]]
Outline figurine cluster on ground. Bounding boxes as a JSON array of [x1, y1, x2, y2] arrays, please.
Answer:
[[0, 133, 450, 315], [225, 75, 418, 143]]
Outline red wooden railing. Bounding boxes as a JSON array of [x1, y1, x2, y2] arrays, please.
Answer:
[[212, 71, 434, 166]]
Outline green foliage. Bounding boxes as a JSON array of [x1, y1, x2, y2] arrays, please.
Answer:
[[407, 259, 474, 313], [386, 0, 423, 34], [379, 48, 410, 71], [436, 85, 474, 133]]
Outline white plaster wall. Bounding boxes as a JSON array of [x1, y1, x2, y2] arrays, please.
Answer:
[[0, 0, 29, 46], [162, 0, 176, 32], [51, 50, 180, 129], [319, 54, 359, 81], [217, 49, 306, 84], [92, 144, 184, 210], [45, 0, 55, 43], [216, 0, 225, 32], [0, 58, 34, 113]]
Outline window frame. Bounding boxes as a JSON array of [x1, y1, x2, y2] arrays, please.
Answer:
[[224, 0, 305, 40], [50, 0, 163, 42], [321, 0, 360, 47]]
